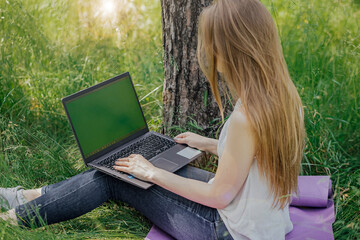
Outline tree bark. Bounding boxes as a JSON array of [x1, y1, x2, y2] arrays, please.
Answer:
[[161, 0, 228, 136]]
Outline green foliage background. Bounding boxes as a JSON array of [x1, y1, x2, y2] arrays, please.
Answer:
[[0, 0, 359, 239]]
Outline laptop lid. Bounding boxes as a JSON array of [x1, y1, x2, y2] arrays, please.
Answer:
[[62, 72, 149, 165]]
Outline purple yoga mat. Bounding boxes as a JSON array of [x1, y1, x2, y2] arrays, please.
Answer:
[[145, 225, 174, 240], [285, 176, 335, 240], [145, 175, 335, 240]]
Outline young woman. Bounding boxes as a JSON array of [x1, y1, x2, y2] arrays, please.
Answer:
[[0, 0, 305, 239]]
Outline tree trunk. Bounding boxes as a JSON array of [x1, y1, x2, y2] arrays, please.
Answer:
[[161, 0, 228, 136]]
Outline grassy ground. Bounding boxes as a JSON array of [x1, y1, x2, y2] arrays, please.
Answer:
[[0, 0, 359, 239]]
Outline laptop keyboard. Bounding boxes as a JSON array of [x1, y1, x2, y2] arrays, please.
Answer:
[[98, 134, 176, 170]]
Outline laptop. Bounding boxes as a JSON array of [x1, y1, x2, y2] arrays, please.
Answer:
[[62, 72, 202, 189]]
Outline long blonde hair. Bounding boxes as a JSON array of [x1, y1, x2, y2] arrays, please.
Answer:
[[197, 0, 305, 209]]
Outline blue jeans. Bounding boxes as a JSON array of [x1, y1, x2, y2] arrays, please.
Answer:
[[15, 165, 233, 240]]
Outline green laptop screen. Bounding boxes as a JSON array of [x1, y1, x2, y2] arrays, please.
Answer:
[[65, 76, 147, 158]]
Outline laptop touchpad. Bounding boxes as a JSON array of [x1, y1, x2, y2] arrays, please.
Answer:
[[152, 158, 178, 172]]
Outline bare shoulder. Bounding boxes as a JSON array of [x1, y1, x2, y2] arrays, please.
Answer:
[[228, 107, 251, 131], [223, 106, 256, 167], [226, 107, 256, 151]]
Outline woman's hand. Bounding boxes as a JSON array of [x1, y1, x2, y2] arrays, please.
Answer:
[[113, 154, 158, 182], [174, 132, 219, 155]]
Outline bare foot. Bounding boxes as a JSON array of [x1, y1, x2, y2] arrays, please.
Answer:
[[0, 209, 18, 226], [22, 188, 42, 202]]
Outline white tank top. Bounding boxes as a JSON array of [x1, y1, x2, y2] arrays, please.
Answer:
[[208, 99, 293, 240]]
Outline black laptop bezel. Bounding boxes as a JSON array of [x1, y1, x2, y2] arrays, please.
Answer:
[[61, 72, 149, 165]]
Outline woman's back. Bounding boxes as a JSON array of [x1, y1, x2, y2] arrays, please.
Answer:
[[208, 100, 293, 239]]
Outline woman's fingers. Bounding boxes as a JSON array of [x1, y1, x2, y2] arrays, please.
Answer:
[[113, 154, 154, 182], [174, 132, 190, 143], [174, 132, 189, 139], [115, 159, 130, 166], [174, 137, 187, 144], [113, 165, 128, 172]]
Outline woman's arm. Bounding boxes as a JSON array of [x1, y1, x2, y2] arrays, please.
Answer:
[[174, 132, 219, 156], [114, 110, 256, 209]]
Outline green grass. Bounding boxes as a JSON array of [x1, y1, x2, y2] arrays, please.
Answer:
[[0, 0, 359, 239], [267, 1, 360, 238]]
